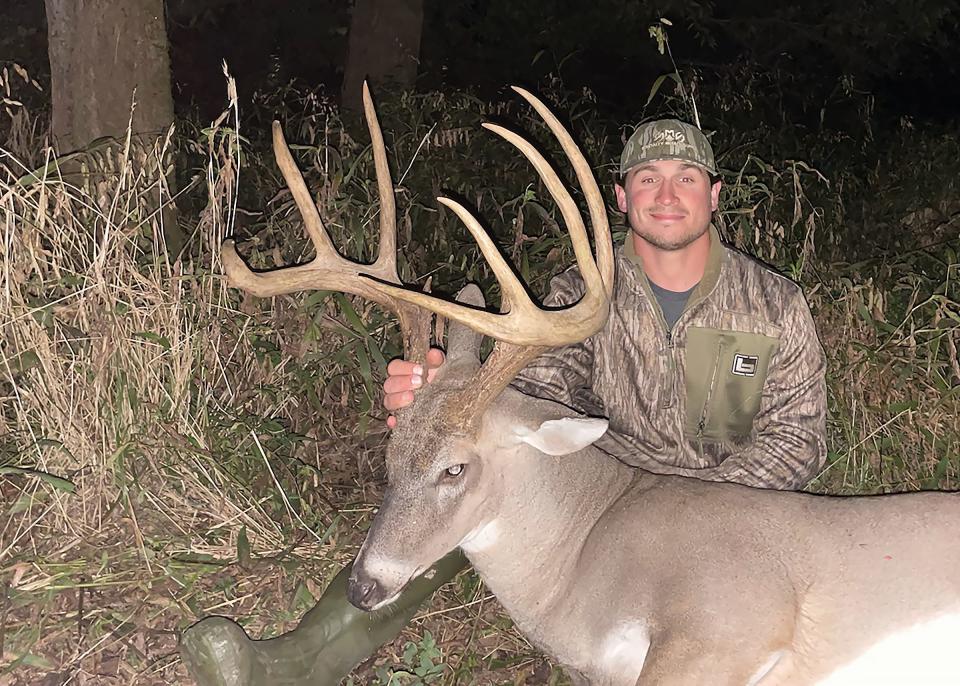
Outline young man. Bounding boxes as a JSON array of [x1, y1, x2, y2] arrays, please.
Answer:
[[181, 119, 826, 685]]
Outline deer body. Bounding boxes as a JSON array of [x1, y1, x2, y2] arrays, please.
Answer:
[[354, 382, 960, 686]]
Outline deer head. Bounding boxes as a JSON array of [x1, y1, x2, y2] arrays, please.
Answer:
[[222, 83, 613, 611]]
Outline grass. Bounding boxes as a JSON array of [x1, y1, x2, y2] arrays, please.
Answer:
[[1, 79, 958, 684]]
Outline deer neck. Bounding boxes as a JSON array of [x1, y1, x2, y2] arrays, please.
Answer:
[[461, 435, 633, 622]]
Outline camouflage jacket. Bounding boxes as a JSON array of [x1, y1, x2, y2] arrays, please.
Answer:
[[512, 226, 827, 490]]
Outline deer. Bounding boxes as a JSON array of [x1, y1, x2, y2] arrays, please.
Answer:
[[222, 83, 960, 685]]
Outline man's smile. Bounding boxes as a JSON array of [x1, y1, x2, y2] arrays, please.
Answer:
[[649, 210, 686, 221]]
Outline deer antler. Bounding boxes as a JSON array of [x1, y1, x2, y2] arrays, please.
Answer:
[[364, 86, 613, 432], [221, 82, 433, 361], [222, 85, 612, 432]]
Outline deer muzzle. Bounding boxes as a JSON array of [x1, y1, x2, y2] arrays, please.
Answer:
[[346, 566, 391, 611], [347, 533, 422, 612]]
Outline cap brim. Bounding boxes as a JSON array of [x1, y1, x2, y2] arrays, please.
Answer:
[[621, 157, 716, 176]]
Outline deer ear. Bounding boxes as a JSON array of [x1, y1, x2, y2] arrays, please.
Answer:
[[515, 418, 609, 456]]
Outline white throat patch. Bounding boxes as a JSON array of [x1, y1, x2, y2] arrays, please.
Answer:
[[458, 519, 501, 554]]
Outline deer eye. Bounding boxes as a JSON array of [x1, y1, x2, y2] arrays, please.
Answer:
[[445, 464, 465, 478]]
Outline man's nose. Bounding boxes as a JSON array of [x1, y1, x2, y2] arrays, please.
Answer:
[[656, 180, 678, 205]]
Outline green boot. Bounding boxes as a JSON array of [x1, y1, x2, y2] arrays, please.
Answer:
[[180, 552, 469, 686]]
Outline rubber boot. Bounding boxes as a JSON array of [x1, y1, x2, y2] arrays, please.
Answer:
[[179, 551, 468, 686]]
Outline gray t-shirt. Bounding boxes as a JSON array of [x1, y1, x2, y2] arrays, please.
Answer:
[[648, 279, 698, 331]]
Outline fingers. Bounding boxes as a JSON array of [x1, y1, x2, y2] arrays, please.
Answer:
[[387, 358, 422, 377], [384, 389, 416, 412], [384, 347, 447, 429], [384, 373, 423, 395], [424, 348, 445, 382]]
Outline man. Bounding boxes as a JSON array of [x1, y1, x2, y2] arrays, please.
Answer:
[[390, 118, 825, 489], [181, 119, 826, 685]]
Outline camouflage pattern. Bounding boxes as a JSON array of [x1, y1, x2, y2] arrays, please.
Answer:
[[620, 119, 717, 176], [512, 226, 826, 490]]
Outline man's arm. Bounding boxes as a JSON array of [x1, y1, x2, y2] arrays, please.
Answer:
[[683, 293, 827, 490], [510, 269, 603, 414]]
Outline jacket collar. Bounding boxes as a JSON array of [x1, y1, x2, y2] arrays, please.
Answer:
[[619, 224, 725, 315]]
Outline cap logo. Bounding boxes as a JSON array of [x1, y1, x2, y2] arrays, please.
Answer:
[[654, 129, 686, 145]]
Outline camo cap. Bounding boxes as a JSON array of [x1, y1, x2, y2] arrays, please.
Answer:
[[620, 119, 717, 176]]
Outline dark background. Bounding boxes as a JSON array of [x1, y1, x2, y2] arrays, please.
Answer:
[[5, 0, 959, 127]]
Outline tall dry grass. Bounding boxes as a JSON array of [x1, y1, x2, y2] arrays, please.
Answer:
[[0, 99, 373, 682]]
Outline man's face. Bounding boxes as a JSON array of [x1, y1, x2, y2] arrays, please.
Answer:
[[615, 160, 721, 251]]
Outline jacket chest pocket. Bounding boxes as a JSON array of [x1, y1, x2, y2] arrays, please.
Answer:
[[683, 327, 780, 441]]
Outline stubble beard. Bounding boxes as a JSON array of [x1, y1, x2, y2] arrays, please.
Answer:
[[631, 219, 710, 252]]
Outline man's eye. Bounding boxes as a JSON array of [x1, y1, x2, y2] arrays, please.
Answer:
[[445, 464, 465, 477]]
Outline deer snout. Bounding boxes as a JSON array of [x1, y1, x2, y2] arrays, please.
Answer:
[[347, 567, 392, 611]]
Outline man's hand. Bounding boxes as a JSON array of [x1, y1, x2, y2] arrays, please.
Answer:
[[383, 347, 446, 428]]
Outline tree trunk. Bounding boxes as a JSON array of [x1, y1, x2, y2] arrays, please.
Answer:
[[44, 0, 182, 254], [341, 0, 424, 111], [45, 0, 174, 151]]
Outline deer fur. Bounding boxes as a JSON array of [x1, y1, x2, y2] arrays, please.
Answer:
[[350, 307, 960, 686]]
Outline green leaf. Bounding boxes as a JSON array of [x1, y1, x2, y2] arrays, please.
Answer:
[[0, 466, 76, 493], [645, 73, 673, 107], [355, 344, 372, 384], [885, 400, 917, 414], [133, 331, 172, 350], [237, 526, 251, 566], [291, 580, 315, 610], [333, 294, 370, 337]]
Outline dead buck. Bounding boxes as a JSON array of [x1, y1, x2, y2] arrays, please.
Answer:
[[223, 85, 960, 685]]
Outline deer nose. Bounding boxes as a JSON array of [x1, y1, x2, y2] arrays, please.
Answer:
[[346, 568, 382, 610]]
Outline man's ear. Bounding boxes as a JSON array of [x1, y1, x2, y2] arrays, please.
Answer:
[[614, 182, 628, 213], [710, 179, 722, 211], [514, 417, 609, 456]]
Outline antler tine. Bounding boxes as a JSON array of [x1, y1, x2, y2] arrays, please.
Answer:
[[445, 89, 613, 434], [481, 121, 605, 303], [359, 104, 610, 347], [221, 121, 401, 298], [272, 121, 339, 260], [511, 86, 614, 298], [363, 81, 399, 281]]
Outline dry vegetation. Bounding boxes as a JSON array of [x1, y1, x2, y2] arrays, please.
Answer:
[[1, 80, 958, 685]]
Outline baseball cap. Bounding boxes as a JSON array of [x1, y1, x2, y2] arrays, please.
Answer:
[[619, 119, 717, 176]]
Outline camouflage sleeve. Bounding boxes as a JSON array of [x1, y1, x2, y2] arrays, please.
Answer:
[[510, 268, 604, 415], [686, 291, 827, 490]]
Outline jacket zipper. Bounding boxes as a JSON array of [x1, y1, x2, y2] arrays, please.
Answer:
[[697, 340, 724, 442]]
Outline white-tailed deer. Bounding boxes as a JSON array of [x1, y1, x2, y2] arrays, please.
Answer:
[[223, 84, 960, 685]]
